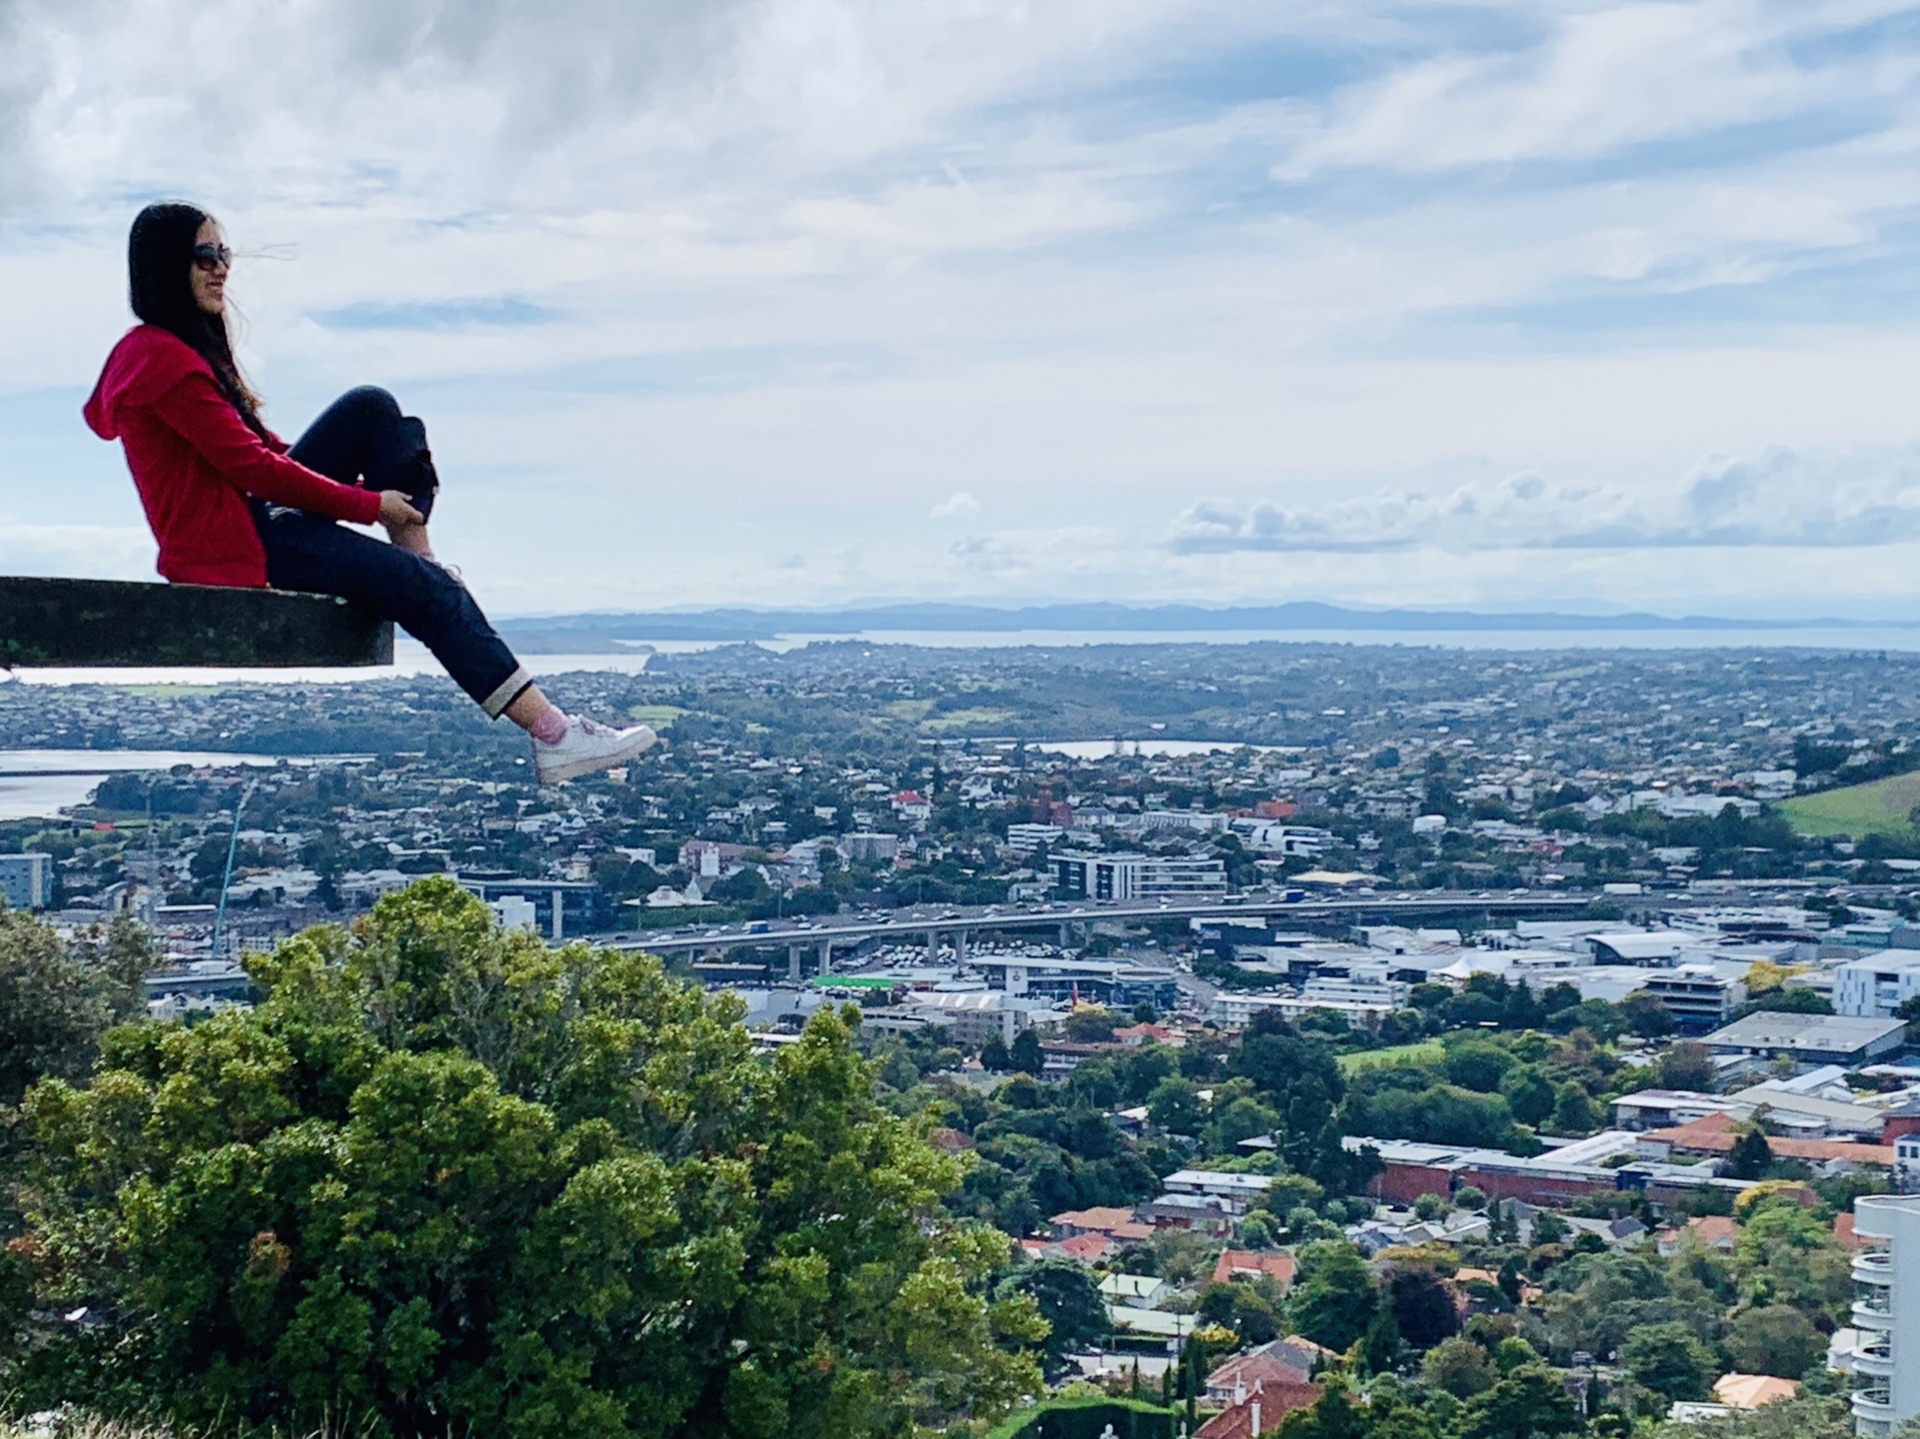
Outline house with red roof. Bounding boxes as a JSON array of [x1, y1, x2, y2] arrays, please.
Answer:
[[1195, 1378, 1323, 1439], [1210, 1250, 1299, 1294], [1205, 1337, 1328, 1401], [1050, 1206, 1154, 1244], [1655, 1215, 1738, 1257]]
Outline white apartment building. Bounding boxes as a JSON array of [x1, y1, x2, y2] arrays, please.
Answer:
[[1051, 852, 1227, 901], [0, 852, 53, 909], [1849, 1194, 1920, 1435], [839, 832, 900, 863], [1004, 822, 1065, 851], [1836, 954, 1920, 1018], [1209, 982, 1405, 1028]]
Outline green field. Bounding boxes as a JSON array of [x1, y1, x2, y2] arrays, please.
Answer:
[[1778, 771, 1920, 837], [1337, 1040, 1445, 1076], [922, 707, 1019, 732], [627, 704, 687, 726]]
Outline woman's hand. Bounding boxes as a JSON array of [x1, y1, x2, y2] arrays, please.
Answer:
[[378, 490, 425, 530]]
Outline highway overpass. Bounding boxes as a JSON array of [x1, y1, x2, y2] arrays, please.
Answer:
[[603, 891, 1600, 979]]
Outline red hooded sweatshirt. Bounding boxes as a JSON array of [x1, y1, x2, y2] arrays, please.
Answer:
[[84, 325, 383, 587]]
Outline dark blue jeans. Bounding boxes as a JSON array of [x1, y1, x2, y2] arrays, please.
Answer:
[[259, 387, 532, 717]]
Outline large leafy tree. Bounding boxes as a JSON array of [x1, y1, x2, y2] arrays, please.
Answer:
[[1458, 1363, 1583, 1439], [0, 909, 151, 1106], [1384, 1264, 1460, 1351], [1725, 1304, 1825, 1379], [1, 910, 152, 1385], [17, 880, 1042, 1438], [1621, 1321, 1715, 1401], [995, 1260, 1108, 1371], [1287, 1241, 1379, 1353]]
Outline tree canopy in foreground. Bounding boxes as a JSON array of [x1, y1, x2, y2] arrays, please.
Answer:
[[14, 879, 1042, 1438]]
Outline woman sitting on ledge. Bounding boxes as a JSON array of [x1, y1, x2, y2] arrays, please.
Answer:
[[84, 202, 650, 784]]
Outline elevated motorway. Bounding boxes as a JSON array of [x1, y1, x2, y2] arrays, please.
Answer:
[[604, 891, 1599, 975]]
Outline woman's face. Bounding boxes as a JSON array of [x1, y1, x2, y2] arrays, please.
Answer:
[[189, 218, 229, 316]]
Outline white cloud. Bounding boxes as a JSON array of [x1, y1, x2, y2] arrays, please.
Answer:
[[0, 520, 156, 580], [12, 1, 1920, 614], [1170, 447, 1920, 554], [1272, 1, 1865, 181]]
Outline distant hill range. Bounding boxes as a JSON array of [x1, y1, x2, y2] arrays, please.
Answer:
[[494, 602, 1847, 651]]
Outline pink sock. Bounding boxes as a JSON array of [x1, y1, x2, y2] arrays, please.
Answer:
[[530, 708, 570, 745]]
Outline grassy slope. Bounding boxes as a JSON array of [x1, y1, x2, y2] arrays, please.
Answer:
[[1337, 1039, 1445, 1076], [1778, 771, 1920, 837]]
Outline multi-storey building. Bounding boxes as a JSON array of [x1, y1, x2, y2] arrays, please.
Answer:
[[1637, 965, 1747, 1032], [0, 852, 54, 909], [1003, 822, 1065, 851], [1849, 1194, 1920, 1435], [1836, 954, 1920, 1019], [1051, 852, 1227, 901]]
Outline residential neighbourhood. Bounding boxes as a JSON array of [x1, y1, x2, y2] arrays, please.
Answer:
[[13, 641, 1920, 1434]]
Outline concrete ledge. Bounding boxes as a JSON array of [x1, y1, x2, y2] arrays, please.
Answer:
[[0, 576, 394, 667]]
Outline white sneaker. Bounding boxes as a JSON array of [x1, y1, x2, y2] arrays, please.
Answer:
[[532, 717, 657, 784]]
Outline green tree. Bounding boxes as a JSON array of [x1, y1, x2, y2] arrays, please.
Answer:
[[1288, 1241, 1379, 1353], [1446, 1041, 1515, 1094], [1622, 1320, 1715, 1400], [1009, 1027, 1046, 1074], [1459, 1363, 1583, 1439], [1414, 1192, 1450, 1221], [0, 910, 151, 1105], [1621, 993, 1677, 1038], [1423, 1334, 1495, 1398], [1724, 1127, 1774, 1180], [1230, 1285, 1282, 1345], [1657, 1041, 1717, 1093], [1538, 1251, 1691, 1362], [1207, 1096, 1281, 1152], [1501, 1066, 1558, 1128], [1361, 1304, 1403, 1375], [17, 880, 1044, 1438], [1551, 1084, 1600, 1135], [1725, 1303, 1825, 1378], [1063, 1008, 1117, 1043], [1733, 1204, 1851, 1318], [998, 1261, 1109, 1370], [1147, 1077, 1207, 1136], [1198, 1283, 1281, 1347], [1276, 1376, 1370, 1439], [1386, 1264, 1461, 1350], [1112, 1045, 1177, 1103]]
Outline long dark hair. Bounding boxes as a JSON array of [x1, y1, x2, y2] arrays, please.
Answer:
[[128, 202, 267, 436]]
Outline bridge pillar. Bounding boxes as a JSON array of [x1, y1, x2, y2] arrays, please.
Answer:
[[788, 944, 802, 983], [954, 927, 968, 969], [819, 940, 832, 975], [926, 928, 940, 964], [1059, 921, 1071, 949]]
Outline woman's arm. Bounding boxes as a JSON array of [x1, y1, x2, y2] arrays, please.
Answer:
[[148, 372, 384, 525]]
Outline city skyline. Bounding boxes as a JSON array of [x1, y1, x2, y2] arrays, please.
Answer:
[[7, 2, 1920, 618]]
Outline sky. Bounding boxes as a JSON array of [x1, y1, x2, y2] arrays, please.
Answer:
[[7, 1, 1920, 619]]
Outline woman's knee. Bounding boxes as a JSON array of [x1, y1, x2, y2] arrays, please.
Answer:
[[388, 554, 479, 625], [334, 386, 403, 424]]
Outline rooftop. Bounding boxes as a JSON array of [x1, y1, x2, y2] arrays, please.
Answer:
[[1702, 1012, 1908, 1055]]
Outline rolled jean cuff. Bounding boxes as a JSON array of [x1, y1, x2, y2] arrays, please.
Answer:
[[480, 665, 535, 719]]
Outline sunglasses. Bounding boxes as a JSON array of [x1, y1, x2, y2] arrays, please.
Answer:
[[192, 243, 233, 272]]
